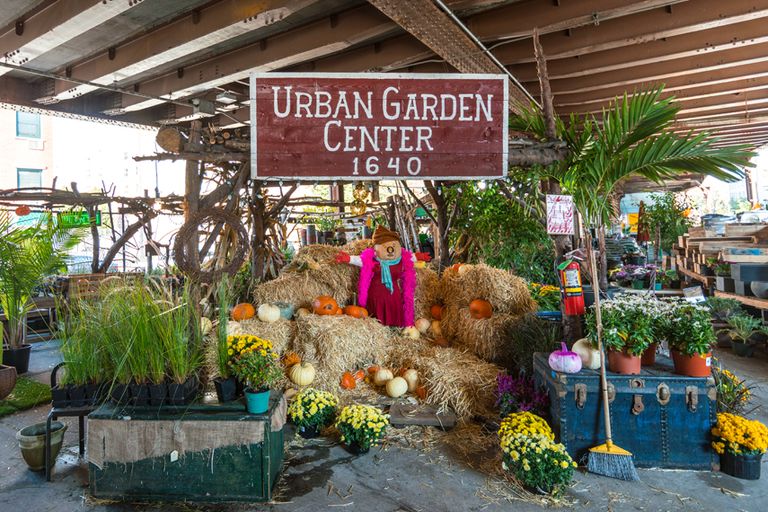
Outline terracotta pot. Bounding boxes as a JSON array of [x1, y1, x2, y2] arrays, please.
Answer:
[[607, 349, 641, 375], [641, 343, 658, 366], [671, 349, 712, 377]]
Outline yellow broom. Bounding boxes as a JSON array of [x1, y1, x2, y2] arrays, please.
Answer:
[[584, 232, 639, 481]]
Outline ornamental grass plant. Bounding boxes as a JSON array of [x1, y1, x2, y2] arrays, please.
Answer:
[[287, 388, 338, 429], [712, 366, 756, 415], [335, 404, 389, 452]]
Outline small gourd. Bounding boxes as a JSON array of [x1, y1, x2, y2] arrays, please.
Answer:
[[402, 369, 419, 392], [430, 305, 443, 320], [549, 342, 583, 374], [313, 295, 341, 315], [257, 304, 280, 323], [282, 352, 301, 368], [296, 307, 311, 317], [288, 362, 316, 386], [572, 338, 601, 370], [469, 299, 493, 319], [231, 303, 256, 321], [340, 371, 356, 390], [431, 320, 442, 337], [353, 369, 365, 381], [402, 326, 420, 339], [373, 368, 394, 386], [415, 318, 431, 334], [457, 264, 471, 276], [344, 305, 369, 318], [415, 386, 428, 400], [386, 376, 408, 398]]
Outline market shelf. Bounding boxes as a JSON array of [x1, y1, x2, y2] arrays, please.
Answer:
[[677, 266, 715, 286], [713, 290, 768, 310]]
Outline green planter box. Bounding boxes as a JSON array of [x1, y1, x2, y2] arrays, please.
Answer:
[[88, 397, 285, 503]]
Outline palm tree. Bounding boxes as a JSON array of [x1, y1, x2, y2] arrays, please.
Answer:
[[0, 211, 80, 364]]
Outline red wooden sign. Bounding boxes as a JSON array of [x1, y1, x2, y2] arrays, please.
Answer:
[[249, 73, 508, 180]]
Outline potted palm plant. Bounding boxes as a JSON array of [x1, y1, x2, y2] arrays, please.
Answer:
[[717, 314, 768, 358], [0, 212, 79, 374]]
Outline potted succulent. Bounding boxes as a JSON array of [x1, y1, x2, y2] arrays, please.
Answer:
[[717, 314, 768, 358], [586, 297, 652, 375], [498, 412, 577, 495], [705, 296, 742, 347], [711, 413, 768, 480], [666, 302, 716, 376], [229, 334, 282, 414], [287, 387, 339, 439], [335, 404, 389, 454], [0, 213, 79, 374]]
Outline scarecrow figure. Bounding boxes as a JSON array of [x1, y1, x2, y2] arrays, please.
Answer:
[[336, 226, 429, 327]]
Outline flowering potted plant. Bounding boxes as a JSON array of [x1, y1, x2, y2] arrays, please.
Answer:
[[498, 412, 577, 495], [717, 314, 768, 358], [711, 413, 768, 480], [287, 388, 338, 439], [528, 283, 561, 313], [335, 404, 389, 454], [586, 296, 652, 374], [712, 367, 754, 415], [496, 372, 549, 418], [228, 335, 283, 414], [665, 302, 715, 377]]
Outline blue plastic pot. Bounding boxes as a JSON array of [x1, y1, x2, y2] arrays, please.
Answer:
[[244, 388, 270, 414]]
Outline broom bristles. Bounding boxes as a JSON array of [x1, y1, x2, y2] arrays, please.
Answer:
[[587, 443, 640, 481]]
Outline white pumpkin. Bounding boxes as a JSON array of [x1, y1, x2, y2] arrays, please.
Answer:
[[227, 320, 243, 336], [258, 304, 280, 323], [288, 362, 316, 386], [296, 307, 311, 317], [571, 338, 601, 370], [200, 317, 213, 336], [373, 368, 394, 386], [402, 326, 420, 339], [386, 376, 408, 398], [457, 264, 472, 276], [415, 318, 431, 334], [402, 369, 419, 392], [431, 320, 442, 337]]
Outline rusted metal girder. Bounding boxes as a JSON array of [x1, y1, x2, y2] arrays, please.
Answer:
[[0, 0, 136, 77], [493, 0, 768, 65], [366, 0, 531, 113], [118, 5, 396, 111], [49, 0, 321, 101]]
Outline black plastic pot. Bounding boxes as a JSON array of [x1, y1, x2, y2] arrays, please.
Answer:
[[732, 341, 755, 358], [129, 382, 149, 406], [110, 383, 131, 405], [50, 386, 69, 408], [85, 382, 104, 406], [2, 344, 32, 375], [298, 425, 321, 439], [345, 441, 370, 455], [720, 451, 762, 480], [214, 377, 238, 403], [183, 375, 199, 402], [148, 382, 167, 406], [65, 384, 87, 407]]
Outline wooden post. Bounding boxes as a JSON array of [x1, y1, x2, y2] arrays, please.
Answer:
[[425, 181, 450, 272]]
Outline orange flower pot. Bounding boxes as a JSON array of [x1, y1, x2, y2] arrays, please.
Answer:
[[671, 349, 712, 377], [607, 348, 641, 375], [640, 343, 658, 366]]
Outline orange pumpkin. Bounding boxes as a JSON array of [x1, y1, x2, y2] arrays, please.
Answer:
[[450, 263, 463, 273], [231, 303, 256, 321], [282, 352, 301, 368], [367, 365, 380, 375], [354, 369, 365, 380], [415, 386, 428, 400], [313, 295, 340, 315], [469, 299, 493, 319], [430, 304, 443, 321], [340, 371, 356, 390], [344, 305, 369, 319]]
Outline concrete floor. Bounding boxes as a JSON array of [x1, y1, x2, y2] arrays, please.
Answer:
[[1, 342, 767, 511]]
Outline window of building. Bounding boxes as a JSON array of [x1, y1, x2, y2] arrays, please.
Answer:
[[16, 111, 41, 138], [17, 168, 43, 189]]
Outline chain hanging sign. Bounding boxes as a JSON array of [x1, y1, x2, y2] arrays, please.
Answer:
[[250, 73, 508, 180]]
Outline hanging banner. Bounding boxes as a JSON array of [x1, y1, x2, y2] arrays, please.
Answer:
[[546, 194, 574, 235], [250, 72, 508, 180]]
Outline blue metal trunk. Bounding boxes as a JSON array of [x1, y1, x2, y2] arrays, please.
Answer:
[[533, 353, 717, 470]]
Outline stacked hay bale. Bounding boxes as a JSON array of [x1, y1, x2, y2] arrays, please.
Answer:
[[440, 264, 537, 368], [227, 318, 296, 355], [293, 313, 395, 391], [414, 267, 440, 321]]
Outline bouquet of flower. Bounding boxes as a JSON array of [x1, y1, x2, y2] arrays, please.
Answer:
[[288, 388, 338, 430], [335, 404, 389, 452], [711, 413, 768, 456], [227, 335, 282, 391], [713, 367, 754, 415], [498, 412, 576, 494], [528, 283, 561, 312], [496, 373, 550, 418]]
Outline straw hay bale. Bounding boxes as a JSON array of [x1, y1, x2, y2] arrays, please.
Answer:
[[414, 267, 440, 320], [227, 319, 296, 355], [292, 313, 395, 390], [342, 238, 373, 254], [441, 263, 536, 315], [385, 338, 436, 369], [441, 305, 521, 367]]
